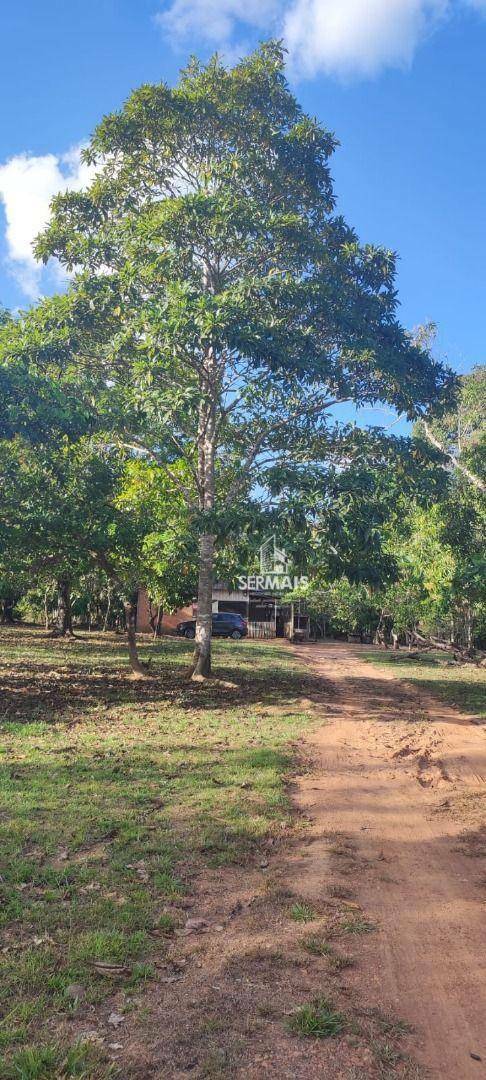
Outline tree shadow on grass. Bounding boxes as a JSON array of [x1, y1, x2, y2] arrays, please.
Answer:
[[360, 649, 486, 720], [0, 627, 331, 728]]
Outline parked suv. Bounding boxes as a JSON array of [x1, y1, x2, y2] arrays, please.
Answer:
[[176, 611, 248, 640]]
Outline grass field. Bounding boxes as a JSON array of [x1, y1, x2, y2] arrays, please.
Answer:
[[0, 628, 317, 1078], [363, 649, 486, 719], [3, 632, 483, 1078]]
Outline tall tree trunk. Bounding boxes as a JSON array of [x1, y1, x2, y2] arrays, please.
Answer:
[[51, 578, 74, 637], [192, 346, 217, 680], [124, 592, 149, 678]]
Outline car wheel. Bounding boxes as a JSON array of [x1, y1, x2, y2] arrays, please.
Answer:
[[230, 629, 242, 639], [184, 627, 196, 639]]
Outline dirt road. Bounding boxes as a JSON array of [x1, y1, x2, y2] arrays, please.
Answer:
[[293, 643, 486, 1079]]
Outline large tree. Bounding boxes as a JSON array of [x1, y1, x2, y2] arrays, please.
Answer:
[[35, 43, 453, 676]]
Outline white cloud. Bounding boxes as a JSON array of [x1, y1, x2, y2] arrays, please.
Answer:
[[284, 0, 449, 78], [158, 0, 279, 42], [0, 145, 93, 300], [157, 0, 486, 78]]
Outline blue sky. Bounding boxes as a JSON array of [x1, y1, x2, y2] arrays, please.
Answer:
[[1, 0, 485, 393]]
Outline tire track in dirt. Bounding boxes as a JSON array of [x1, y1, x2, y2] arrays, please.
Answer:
[[292, 642, 486, 1080]]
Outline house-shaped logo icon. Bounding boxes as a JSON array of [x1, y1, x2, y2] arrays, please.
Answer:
[[259, 536, 290, 576]]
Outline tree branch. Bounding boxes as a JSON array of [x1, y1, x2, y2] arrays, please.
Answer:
[[423, 422, 486, 494]]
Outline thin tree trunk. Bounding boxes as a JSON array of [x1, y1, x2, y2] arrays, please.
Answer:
[[88, 550, 150, 676], [51, 578, 74, 637], [192, 326, 217, 680], [193, 533, 215, 678], [466, 604, 474, 652], [150, 603, 163, 639], [103, 584, 112, 631], [124, 593, 149, 678]]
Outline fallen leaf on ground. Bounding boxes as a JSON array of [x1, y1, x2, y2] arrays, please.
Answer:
[[89, 961, 130, 977]]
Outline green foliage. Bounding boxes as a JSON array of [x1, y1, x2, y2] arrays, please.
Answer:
[[289, 367, 485, 647], [385, 366, 486, 645], [293, 578, 379, 638], [383, 505, 456, 635], [0, 433, 144, 599]]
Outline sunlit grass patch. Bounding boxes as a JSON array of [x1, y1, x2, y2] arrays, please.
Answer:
[[1, 1040, 114, 1079], [288, 997, 345, 1038], [289, 901, 317, 923]]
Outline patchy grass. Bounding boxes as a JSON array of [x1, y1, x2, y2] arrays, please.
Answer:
[[339, 915, 376, 935], [289, 901, 317, 923], [0, 1040, 113, 1079], [363, 648, 486, 719], [301, 937, 354, 971], [0, 627, 317, 1074], [287, 997, 345, 1038], [300, 936, 334, 957]]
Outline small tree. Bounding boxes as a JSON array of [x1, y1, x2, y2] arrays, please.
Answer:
[[0, 305, 168, 674], [0, 434, 148, 666]]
